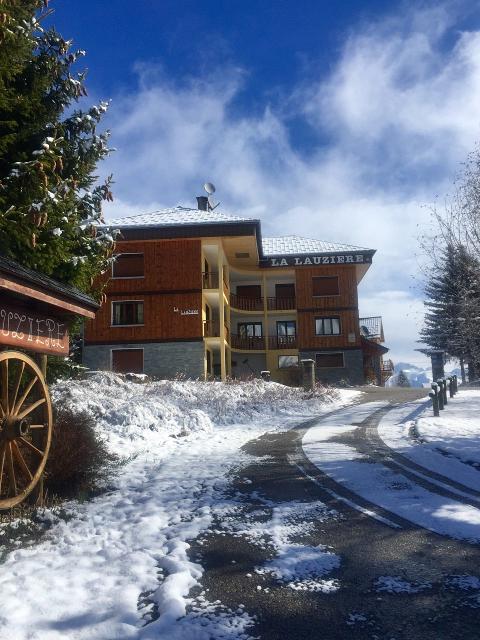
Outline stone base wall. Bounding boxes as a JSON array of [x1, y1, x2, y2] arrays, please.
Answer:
[[299, 349, 364, 385], [83, 341, 205, 379]]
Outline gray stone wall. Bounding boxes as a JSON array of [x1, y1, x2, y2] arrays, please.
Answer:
[[299, 349, 364, 385], [83, 341, 205, 379], [231, 353, 267, 379]]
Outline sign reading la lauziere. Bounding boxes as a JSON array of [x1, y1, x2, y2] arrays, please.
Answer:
[[0, 301, 68, 355], [266, 253, 372, 267]]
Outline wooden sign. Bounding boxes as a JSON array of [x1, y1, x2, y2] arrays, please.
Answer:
[[0, 301, 69, 355]]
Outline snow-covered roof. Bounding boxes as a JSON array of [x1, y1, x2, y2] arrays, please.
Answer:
[[105, 207, 258, 228], [359, 316, 383, 339], [262, 235, 372, 256]]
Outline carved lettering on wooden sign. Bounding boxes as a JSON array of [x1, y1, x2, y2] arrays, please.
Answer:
[[0, 303, 69, 355]]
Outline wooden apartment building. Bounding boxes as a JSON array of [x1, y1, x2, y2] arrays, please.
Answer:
[[83, 203, 389, 384]]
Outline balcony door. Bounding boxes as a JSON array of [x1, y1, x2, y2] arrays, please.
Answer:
[[238, 322, 264, 349], [276, 320, 296, 347]]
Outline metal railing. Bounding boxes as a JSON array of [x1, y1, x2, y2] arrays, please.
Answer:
[[202, 272, 219, 289]]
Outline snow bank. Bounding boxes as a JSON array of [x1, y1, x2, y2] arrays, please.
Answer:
[[415, 389, 480, 466], [0, 375, 359, 640], [52, 372, 345, 456]]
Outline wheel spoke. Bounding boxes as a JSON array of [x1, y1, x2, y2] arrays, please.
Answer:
[[10, 361, 25, 417], [11, 441, 33, 482], [1, 359, 8, 415], [13, 375, 38, 416], [19, 437, 44, 457], [16, 397, 45, 421], [0, 442, 6, 494], [6, 443, 17, 496], [30, 424, 46, 429]]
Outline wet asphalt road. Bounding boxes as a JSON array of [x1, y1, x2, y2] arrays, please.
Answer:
[[190, 387, 480, 640]]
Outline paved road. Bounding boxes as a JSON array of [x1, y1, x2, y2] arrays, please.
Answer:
[[191, 388, 480, 640]]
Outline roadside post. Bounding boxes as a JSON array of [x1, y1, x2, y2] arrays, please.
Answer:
[[430, 383, 440, 416], [448, 377, 454, 398], [301, 359, 315, 392], [435, 381, 444, 410], [441, 378, 448, 406]]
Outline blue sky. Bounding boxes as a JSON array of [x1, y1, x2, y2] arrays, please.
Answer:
[[50, 1, 480, 366]]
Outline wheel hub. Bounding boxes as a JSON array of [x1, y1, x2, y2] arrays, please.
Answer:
[[0, 415, 30, 440]]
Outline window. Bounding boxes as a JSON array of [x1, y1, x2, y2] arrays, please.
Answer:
[[316, 352, 344, 368], [112, 301, 144, 326], [312, 276, 339, 296], [111, 349, 143, 374], [315, 317, 341, 335], [238, 322, 263, 338], [112, 253, 144, 278], [278, 355, 299, 368]]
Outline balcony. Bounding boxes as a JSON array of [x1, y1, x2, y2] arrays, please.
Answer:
[[202, 272, 219, 289], [230, 334, 298, 350]]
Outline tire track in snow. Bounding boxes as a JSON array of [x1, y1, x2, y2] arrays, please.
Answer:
[[301, 405, 480, 542]]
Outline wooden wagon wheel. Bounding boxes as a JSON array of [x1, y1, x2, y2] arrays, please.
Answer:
[[0, 351, 52, 508]]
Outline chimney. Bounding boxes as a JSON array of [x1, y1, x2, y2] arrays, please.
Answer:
[[196, 196, 209, 211]]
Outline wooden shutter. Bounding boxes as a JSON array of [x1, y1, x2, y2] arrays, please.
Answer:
[[312, 277, 339, 296], [275, 283, 295, 298], [315, 352, 344, 368], [112, 349, 144, 374], [112, 254, 144, 278], [237, 285, 261, 298]]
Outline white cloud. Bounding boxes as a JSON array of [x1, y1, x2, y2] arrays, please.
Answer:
[[100, 4, 480, 367]]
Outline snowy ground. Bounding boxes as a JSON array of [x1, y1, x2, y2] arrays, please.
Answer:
[[0, 374, 359, 640], [303, 388, 480, 543]]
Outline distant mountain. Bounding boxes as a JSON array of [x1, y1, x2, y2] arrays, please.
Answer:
[[386, 361, 461, 388]]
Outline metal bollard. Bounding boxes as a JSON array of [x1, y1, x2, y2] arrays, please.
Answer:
[[453, 374, 458, 394], [429, 390, 439, 417]]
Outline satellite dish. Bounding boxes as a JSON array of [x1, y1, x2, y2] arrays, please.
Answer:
[[204, 182, 216, 195]]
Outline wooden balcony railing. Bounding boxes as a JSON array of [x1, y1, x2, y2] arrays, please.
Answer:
[[230, 293, 263, 311], [267, 297, 296, 311], [267, 335, 298, 349], [203, 321, 220, 338], [231, 335, 266, 350], [230, 335, 298, 350], [202, 272, 219, 289], [230, 294, 296, 311]]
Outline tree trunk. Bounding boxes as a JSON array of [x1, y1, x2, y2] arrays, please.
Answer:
[[460, 357, 466, 384]]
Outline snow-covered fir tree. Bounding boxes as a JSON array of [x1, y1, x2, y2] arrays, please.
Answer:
[[420, 243, 480, 379], [0, 1, 115, 295], [396, 370, 410, 387]]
